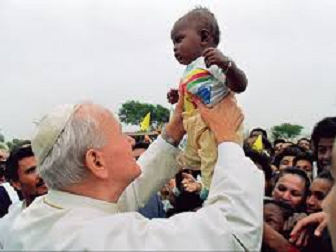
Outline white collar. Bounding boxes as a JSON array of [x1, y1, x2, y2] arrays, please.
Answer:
[[43, 190, 119, 214]]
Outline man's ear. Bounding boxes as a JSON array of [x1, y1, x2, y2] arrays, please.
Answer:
[[85, 149, 108, 179], [12, 181, 22, 191], [200, 29, 210, 44]]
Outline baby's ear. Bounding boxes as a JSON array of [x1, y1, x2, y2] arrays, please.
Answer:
[[200, 29, 210, 43]]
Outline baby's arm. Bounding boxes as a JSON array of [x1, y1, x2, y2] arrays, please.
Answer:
[[203, 48, 248, 93]]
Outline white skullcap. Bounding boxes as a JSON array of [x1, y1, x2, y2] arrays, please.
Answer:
[[32, 104, 79, 166]]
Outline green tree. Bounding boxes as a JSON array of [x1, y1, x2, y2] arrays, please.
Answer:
[[118, 101, 170, 129], [271, 123, 304, 141]]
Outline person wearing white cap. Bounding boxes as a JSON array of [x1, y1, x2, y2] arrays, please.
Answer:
[[6, 94, 264, 251]]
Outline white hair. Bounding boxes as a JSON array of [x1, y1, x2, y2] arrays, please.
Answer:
[[38, 105, 106, 190]]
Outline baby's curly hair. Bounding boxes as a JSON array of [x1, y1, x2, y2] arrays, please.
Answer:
[[177, 7, 221, 46]]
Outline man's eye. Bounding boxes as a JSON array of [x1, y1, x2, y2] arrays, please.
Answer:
[[25, 166, 36, 174], [292, 191, 302, 197], [316, 192, 325, 201], [277, 185, 287, 191], [318, 147, 326, 154], [175, 36, 183, 43]]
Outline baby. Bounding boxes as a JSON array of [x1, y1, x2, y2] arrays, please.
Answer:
[[168, 7, 248, 198]]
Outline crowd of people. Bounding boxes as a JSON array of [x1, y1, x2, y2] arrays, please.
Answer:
[[0, 111, 335, 251], [0, 5, 335, 252]]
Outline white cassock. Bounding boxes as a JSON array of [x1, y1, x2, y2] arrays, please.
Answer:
[[0, 201, 25, 249], [6, 137, 264, 251]]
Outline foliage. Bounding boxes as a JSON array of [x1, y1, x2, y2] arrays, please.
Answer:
[[270, 123, 304, 140], [118, 101, 170, 130]]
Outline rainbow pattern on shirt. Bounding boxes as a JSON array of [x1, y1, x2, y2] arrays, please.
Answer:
[[180, 69, 214, 90]]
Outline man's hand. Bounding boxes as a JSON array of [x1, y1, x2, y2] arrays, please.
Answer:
[[283, 213, 307, 233], [194, 93, 243, 145], [203, 48, 230, 70], [165, 92, 185, 145], [289, 212, 329, 247]]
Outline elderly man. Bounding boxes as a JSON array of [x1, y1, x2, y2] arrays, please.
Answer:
[[7, 95, 264, 251]]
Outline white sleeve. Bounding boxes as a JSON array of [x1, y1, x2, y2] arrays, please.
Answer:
[[143, 142, 264, 251], [117, 136, 180, 212], [205, 142, 265, 251]]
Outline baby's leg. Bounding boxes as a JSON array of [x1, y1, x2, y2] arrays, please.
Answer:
[[197, 123, 218, 190], [181, 114, 202, 169]]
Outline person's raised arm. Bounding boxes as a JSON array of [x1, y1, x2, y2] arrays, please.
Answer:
[[140, 94, 264, 251], [195, 94, 264, 251], [117, 94, 185, 212]]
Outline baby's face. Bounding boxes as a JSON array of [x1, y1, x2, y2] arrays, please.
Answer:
[[171, 21, 204, 65], [264, 203, 285, 233]]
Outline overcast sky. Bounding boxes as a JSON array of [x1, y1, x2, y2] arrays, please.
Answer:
[[0, 0, 335, 140]]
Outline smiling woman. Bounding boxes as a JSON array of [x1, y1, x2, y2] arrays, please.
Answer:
[[272, 167, 311, 212]]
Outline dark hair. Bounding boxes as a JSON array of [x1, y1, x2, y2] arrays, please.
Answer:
[[311, 117, 336, 154], [293, 152, 314, 167], [275, 145, 303, 168], [297, 138, 310, 144], [5, 143, 33, 182], [250, 128, 268, 139], [316, 170, 335, 184], [275, 167, 311, 199], [245, 149, 272, 180], [264, 197, 294, 220], [274, 139, 286, 147], [132, 142, 150, 150], [177, 7, 220, 46]]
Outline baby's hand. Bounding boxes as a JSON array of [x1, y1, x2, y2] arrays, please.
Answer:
[[203, 48, 230, 70], [167, 88, 179, 104]]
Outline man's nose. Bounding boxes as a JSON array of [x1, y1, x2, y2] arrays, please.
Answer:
[[282, 191, 291, 201], [306, 196, 315, 207], [173, 44, 178, 53]]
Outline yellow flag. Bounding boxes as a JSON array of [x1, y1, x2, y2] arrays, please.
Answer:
[[140, 112, 151, 131], [252, 135, 263, 152]]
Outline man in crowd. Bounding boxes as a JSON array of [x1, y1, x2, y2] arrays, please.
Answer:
[[297, 138, 311, 152], [6, 95, 264, 251], [311, 117, 336, 174], [250, 127, 268, 139], [293, 152, 314, 179], [0, 143, 48, 248], [273, 139, 286, 158]]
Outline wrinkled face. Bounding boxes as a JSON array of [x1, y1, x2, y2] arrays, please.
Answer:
[[274, 143, 284, 157], [295, 160, 313, 177], [279, 155, 295, 171], [298, 140, 311, 151], [14, 156, 48, 200], [306, 178, 332, 214], [273, 174, 306, 210], [171, 21, 204, 65], [100, 110, 141, 186], [317, 138, 334, 172], [264, 203, 285, 233]]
